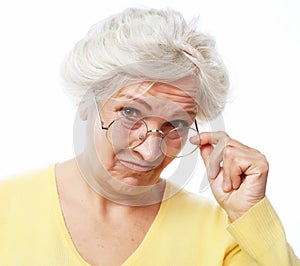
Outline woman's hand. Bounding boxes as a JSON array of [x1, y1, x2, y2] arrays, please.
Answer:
[[191, 131, 269, 222]]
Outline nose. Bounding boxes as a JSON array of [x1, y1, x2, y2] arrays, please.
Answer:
[[133, 133, 164, 162]]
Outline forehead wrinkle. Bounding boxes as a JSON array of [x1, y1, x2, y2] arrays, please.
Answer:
[[172, 110, 197, 118], [151, 82, 197, 98], [112, 93, 152, 111], [147, 89, 198, 115], [112, 82, 198, 117]]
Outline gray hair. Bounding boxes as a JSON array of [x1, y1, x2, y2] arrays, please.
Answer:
[[61, 7, 229, 120]]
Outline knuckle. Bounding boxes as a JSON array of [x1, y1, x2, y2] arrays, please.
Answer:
[[215, 131, 230, 142], [259, 153, 269, 172], [223, 145, 234, 159]]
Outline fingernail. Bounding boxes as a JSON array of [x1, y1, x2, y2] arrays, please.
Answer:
[[189, 135, 200, 145], [207, 168, 216, 179], [207, 168, 212, 178], [223, 181, 232, 192]]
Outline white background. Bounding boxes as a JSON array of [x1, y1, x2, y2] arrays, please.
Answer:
[[0, 0, 299, 257]]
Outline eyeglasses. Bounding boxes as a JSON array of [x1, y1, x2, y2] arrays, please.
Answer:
[[94, 99, 200, 158]]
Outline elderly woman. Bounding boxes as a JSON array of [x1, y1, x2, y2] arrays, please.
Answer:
[[0, 7, 299, 266]]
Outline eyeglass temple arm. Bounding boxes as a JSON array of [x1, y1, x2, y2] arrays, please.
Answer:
[[93, 96, 109, 130], [194, 120, 199, 133]]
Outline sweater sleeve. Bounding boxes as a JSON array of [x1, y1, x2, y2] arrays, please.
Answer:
[[226, 197, 300, 265]]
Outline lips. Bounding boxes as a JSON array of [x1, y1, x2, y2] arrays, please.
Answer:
[[119, 160, 155, 172]]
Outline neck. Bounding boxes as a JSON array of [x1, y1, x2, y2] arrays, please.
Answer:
[[55, 158, 164, 218]]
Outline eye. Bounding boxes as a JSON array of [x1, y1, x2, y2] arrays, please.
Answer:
[[172, 120, 189, 128], [162, 120, 189, 133], [120, 107, 141, 118]]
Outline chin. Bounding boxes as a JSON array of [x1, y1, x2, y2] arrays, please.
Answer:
[[108, 167, 161, 189]]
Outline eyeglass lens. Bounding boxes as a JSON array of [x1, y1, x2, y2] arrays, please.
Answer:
[[106, 117, 200, 158]]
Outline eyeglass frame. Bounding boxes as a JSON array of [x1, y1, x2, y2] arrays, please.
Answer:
[[93, 97, 200, 158]]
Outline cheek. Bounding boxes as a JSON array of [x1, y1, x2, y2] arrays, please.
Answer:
[[152, 156, 173, 175], [161, 157, 174, 168], [93, 125, 118, 170]]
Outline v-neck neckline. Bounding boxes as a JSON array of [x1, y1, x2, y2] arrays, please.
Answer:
[[49, 163, 172, 265]]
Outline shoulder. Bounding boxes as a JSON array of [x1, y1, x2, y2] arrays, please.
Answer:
[[0, 164, 56, 201], [0, 164, 56, 226]]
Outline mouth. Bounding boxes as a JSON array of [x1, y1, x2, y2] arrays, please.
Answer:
[[119, 160, 155, 172]]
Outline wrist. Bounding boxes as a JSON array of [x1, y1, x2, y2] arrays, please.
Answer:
[[226, 197, 266, 222]]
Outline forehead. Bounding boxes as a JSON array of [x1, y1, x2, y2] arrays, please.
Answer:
[[113, 81, 198, 113]]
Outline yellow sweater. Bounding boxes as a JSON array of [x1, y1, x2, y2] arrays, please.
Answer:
[[0, 165, 299, 266]]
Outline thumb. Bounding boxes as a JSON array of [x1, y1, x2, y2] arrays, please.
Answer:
[[200, 144, 213, 167]]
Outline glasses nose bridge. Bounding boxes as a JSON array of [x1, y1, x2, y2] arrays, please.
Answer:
[[138, 128, 164, 141], [142, 117, 164, 134], [146, 128, 164, 136]]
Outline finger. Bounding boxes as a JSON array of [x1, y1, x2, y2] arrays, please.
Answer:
[[221, 161, 232, 192], [198, 131, 228, 179], [220, 165, 244, 193], [199, 131, 229, 146], [191, 132, 222, 180], [199, 144, 214, 167], [200, 131, 252, 152], [190, 133, 220, 178], [222, 146, 257, 192], [200, 131, 254, 181], [206, 140, 225, 179], [189, 134, 201, 145], [231, 172, 243, 190], [198, 131, 255, 181]]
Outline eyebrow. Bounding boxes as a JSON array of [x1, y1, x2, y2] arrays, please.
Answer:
[[116, 94, 152, 111], [175, 110, 197, 116], [171, 110, 198, 120], [115, 94, 197, 118]]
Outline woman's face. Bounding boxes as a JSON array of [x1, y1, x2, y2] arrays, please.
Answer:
[[84, 81, 198, 189]]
